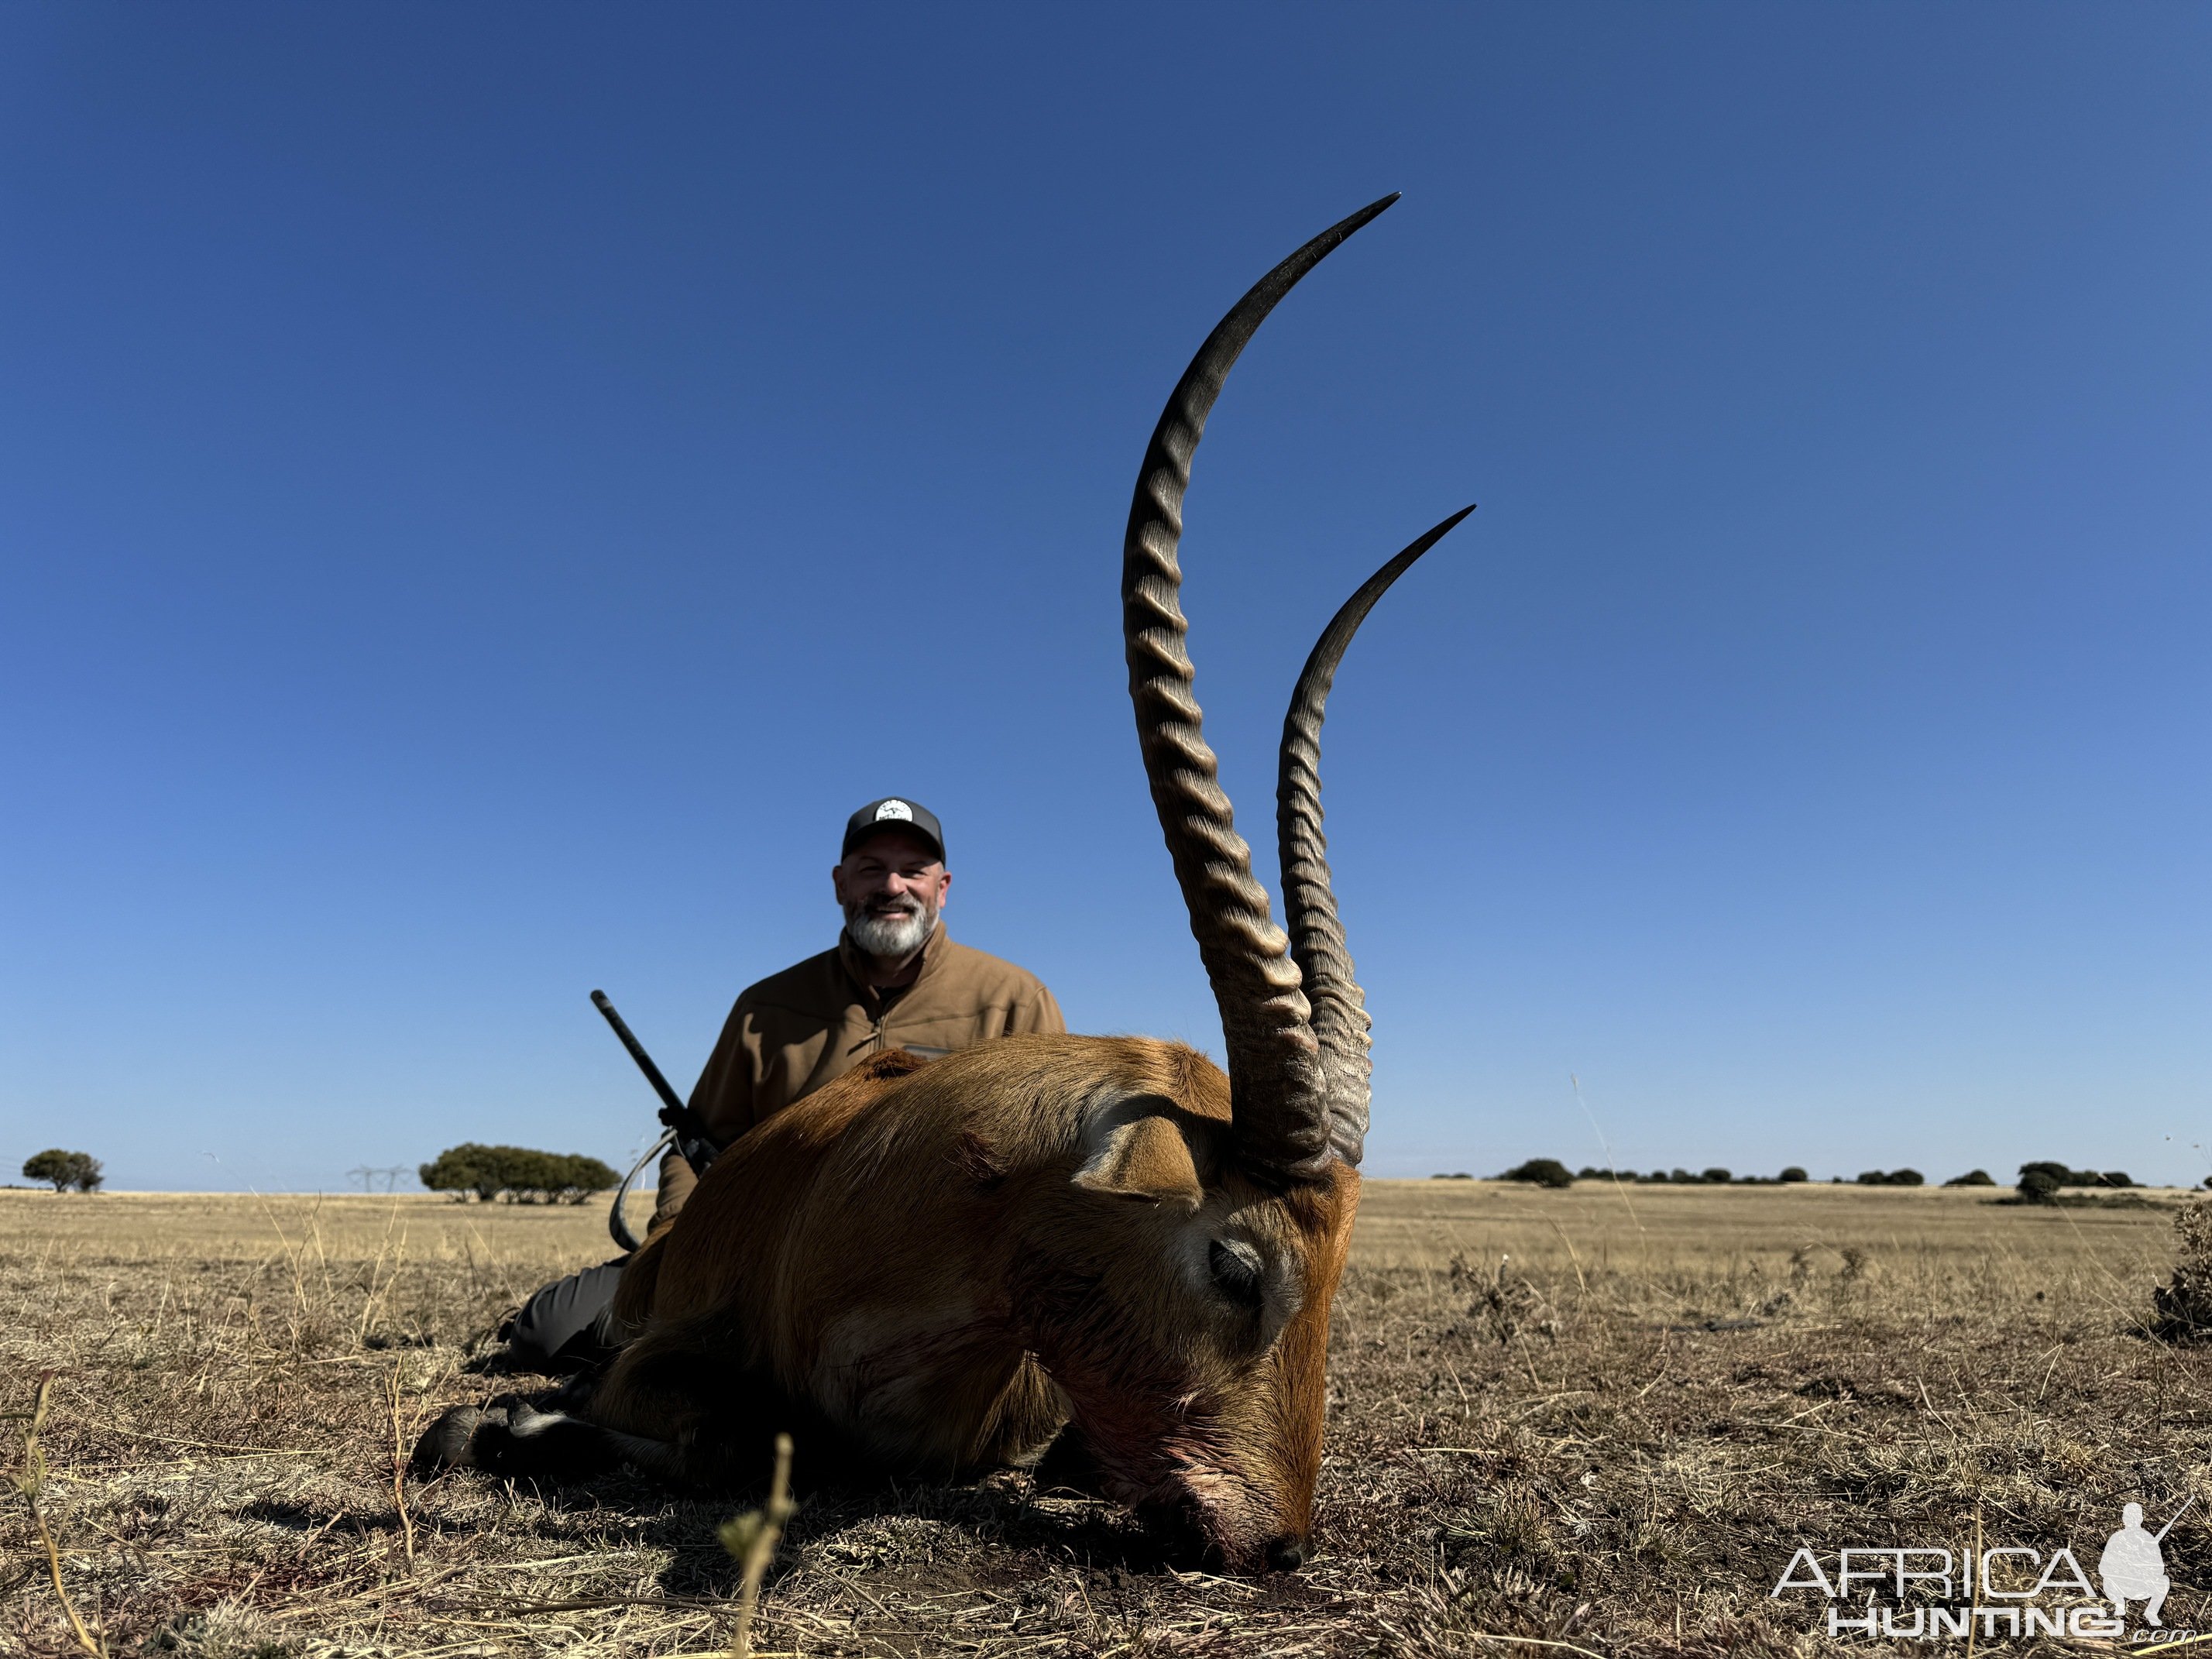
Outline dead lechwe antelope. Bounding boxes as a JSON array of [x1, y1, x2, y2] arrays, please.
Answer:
[[416, 194, 1470, 1572]]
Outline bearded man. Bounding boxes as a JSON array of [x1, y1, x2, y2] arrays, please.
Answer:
[[500, 796, 1063, 1372]]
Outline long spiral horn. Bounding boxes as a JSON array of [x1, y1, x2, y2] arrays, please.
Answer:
[[1122, 194, 1398, 1180], [1278, 507, 1474, 1168]]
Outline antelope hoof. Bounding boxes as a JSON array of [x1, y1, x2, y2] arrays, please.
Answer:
[[412, 1403, 508, 1473]]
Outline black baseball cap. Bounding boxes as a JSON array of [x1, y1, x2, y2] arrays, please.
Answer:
[[841, 797, 946, 862]]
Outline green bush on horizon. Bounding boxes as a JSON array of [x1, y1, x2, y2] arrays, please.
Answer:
[[418, 1143, 619, 1204], [2018, 1169, 2063, 1204], [1499, 1157, 1575, 1189], [22, 1149, 103, 1193], [2019, 1161, 2134, 1190]]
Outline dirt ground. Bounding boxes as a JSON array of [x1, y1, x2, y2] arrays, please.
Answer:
[[4, 1181, 2207, 1657]]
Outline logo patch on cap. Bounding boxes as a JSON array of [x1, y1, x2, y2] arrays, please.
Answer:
[[874, 799, 914, 823]]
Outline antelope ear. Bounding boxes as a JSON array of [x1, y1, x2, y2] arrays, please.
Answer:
[[1073, 1109, 1204, 1208]]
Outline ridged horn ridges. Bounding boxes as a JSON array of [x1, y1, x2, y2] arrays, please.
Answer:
[[1122, 194, 1398, 1177], [1277, 507, 1475, 1168]]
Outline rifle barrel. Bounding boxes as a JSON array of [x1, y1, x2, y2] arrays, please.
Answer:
[[590, 989, 689, 1120], [2154, 1495, 2195, 1543]]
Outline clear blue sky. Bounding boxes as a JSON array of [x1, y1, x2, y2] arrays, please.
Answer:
[[4, 6, 2207, 1192]]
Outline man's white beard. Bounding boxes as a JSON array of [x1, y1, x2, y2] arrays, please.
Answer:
[[845, 897, 936, 960]]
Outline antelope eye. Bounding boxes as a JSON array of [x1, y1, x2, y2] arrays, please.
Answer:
[[1208, 1238, 1265, 1311]]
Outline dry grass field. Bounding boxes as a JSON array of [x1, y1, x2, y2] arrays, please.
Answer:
[[5, 1180, 2209, 1657]]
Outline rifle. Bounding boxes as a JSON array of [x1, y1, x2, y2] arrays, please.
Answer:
[[591, 989, 720, 1252], [2154, 1496, 2195, 1544]]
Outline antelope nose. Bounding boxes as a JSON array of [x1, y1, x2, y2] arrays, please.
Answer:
[[1266, 1535, 1307, 1571]]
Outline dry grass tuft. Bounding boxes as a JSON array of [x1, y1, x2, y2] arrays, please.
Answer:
[[2155, 1200, 2212, 1342], [4, 1183, 2207, 1655]]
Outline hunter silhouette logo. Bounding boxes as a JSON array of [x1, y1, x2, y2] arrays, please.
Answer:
[[1772, 1500, 2193, 1640], [2102, 1499, 2188, 1626]]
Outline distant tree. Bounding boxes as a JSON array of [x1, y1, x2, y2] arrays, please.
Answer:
[[1577, 1166, 1607, 1180], [22, 1149, 100, 1193], [1499, 1158, 1574, 1190], [419, 1144, 617, 1204], [2019, 1161, 2131, 1191], [420, 1144, 500, 1201], [1779, 1166, 1808, 1183], [1888, 1168, 1924, 1187], [1670, 1169, 1695, 1185], [549, 1152, 619, 1201], [2018, 1169, 2062, 1204], [1701, 1167, 1732, 1185], [1944, 1170, 1995, 1187], [1855, 1171, 1886, 1186]]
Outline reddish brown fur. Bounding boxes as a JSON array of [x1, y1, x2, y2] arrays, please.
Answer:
[[594, 1034, 1358, 1568]]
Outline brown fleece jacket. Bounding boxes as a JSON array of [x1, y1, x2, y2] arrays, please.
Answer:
[[650, 925, 1063, 1230]]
